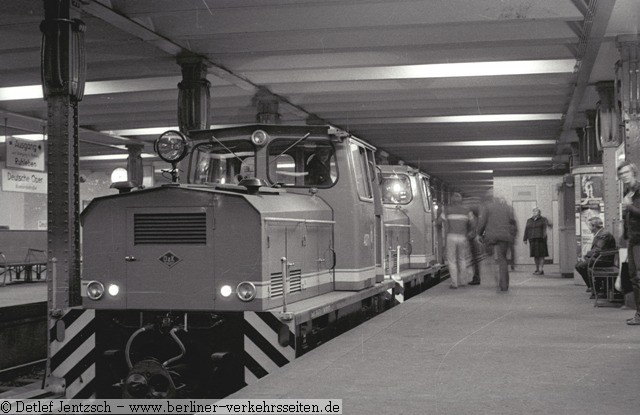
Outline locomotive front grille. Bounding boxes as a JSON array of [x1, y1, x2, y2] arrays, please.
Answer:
[[269, 269, 302, 298], [134, 212, 207, 245]]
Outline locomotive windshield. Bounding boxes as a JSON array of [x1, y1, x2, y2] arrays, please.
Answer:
[[267, 139, 337, 187], [380, 173, 412, 205], [189, 141, 257, 185]]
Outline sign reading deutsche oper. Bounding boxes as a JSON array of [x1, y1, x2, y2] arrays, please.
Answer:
[[6, 137, 45, 171], [2, 168, 47, 194]]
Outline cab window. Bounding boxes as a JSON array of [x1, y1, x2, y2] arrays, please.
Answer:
[[267, 139, 337, 187], [381, 173, 412, 204], [350, 143, 373, 199], [420, 176, 433, 212], [189, 141, 256, 185]]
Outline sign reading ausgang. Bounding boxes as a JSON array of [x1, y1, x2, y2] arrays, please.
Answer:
[[2, 168, 47, 194], [6, 137, 45, 171]]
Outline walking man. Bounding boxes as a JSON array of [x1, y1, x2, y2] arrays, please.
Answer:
[[438, 192, 473, 289], [477, 197, 518, 292]]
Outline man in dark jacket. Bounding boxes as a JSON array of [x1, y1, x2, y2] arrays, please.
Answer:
[[477, 197, 518, 292], [575, 216, 616, 299], [618, 161, 640, 325]]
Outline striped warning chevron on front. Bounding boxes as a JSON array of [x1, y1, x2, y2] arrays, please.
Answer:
[[48, 308, 96, 399], [243, 311, 296, 385]]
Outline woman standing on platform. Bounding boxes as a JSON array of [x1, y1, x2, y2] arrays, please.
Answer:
[[618, 161, 640, 326], [523, 207, 549, 275]]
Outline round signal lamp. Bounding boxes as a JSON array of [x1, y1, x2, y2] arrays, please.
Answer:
[[154, 130, 188, 163], [237, 281, 257, 302], [86, 281, 105, 300]]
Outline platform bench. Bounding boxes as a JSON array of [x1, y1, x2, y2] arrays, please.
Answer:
[[0, 248, 47, 286]]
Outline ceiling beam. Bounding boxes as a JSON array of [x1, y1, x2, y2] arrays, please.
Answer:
[[558, 0, 616, 145], [82, 0, 315, 120]]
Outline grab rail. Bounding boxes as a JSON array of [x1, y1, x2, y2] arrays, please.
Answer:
[[264, 217, 335, 225]]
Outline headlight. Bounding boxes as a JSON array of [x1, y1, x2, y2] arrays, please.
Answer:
[[108, 284, 120, 296], [251, 129, 268, 146], [220, 285, 233, 298], [237, 281, 256, 302], [154, 130, 188, 163], [86, 281, 105, 300]]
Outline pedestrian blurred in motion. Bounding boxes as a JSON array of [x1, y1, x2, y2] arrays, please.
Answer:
[[618, 161, 640, 325], [477, 197, 518, 292], [438, 192, 473, 289], [468, 202, 482, 285]]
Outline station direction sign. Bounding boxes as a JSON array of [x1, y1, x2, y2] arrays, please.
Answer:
[[6, 137, 45, 171], [2, 168, 47, 194]]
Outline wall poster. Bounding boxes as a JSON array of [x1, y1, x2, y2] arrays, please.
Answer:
[[577, 173, 604, 259]]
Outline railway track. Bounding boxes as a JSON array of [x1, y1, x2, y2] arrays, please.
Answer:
[[0, 359, 46, 395]]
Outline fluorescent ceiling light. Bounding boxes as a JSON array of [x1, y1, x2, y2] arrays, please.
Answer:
[[0, 85, 43, 101], [101, 127, 180, 136], [418, 157, 552, 163], [101, 124, 243, 136], [79, 154, 156, 161], [0, 77, 181, 101], [0, 59, 575, 102], [249, 59, 577, 83], [0, 134, 47, 143], [355, 114, 562, 124], [428, 170, 493, 174], [384, 140, 556, 147]]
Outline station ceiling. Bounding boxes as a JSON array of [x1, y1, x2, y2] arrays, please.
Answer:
[[0, 0, 638, 196]]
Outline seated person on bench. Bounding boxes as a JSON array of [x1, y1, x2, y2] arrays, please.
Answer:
[[575, 216, 616, 299]]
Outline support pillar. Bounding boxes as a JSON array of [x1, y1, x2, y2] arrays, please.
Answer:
[[617, 35, 640, 165], [596, 81, 622, 234], [41, 0, 86, 311], [41, 0, 88, 397], [177, 54, 210, 134], [584, 109, 601, 165], [576, 127, 587, 166], [126, 144, 144, 189], [255, 89, 280, 124]]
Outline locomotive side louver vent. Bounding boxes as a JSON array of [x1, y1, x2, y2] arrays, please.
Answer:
[[289, 269, 302, 293], [134, 213, 207, 245], [269, 269, 302, 298]]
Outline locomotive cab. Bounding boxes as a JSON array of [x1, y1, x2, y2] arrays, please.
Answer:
[[185, 124, 382, 290], [379, 165, 438, 269]]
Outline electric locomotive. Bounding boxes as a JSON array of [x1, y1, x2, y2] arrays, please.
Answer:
[[80, 124, 400, 398]]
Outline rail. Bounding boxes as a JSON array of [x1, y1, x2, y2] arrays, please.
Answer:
[[384, 224, 411, 228]]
